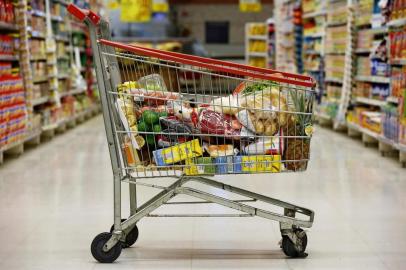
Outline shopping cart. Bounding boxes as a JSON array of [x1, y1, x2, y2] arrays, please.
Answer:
[[67, 4, 317, 263]]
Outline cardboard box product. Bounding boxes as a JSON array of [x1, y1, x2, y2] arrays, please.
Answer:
[[153, 139, 203, 166], [184, 157, 216, 176], [215, 156, 239, 174], [235, 155, 281, 173]]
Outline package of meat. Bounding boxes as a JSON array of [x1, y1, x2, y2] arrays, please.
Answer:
[[198, 109, 241, 138], [129, 88, 179, 106]]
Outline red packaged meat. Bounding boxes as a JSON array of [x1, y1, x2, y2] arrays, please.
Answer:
[[198, 109, 241, 138]]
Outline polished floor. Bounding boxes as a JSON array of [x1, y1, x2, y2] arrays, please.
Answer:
[[0, 116, 405, 269]]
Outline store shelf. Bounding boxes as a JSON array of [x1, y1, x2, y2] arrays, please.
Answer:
[[0, 129, 42, 153], [57, 74, 69, 80], [355, 75, 390, 84], [247, 52, 268, 57], [30, 31, 46, 39], [60, 88, 86, 97], [53, 0, 68, 5], [30, 55, 47, 61], [0, 55, 18, 61], [303, 10, 326, 19], [386, 96, 399, 104], [58, 55, 70, 60], [51, 15, 64, 22], [31, 9, 46, 18], [390, 59, 406, 66], [327, 21, 347, 27], [396, 143, 406, 153], [353, 97, 386, 107], [54, 35, 69, 43], [348, 122, 406, 154], [304, 32, 325, 38], [33, 76, 48, 83], [370, 26, 388, 34], [304, 50, 321, 55], [347, 121, 380, 140], [0, 21, 18, 31], [325, 77, 343, 84], [32, 96, 49, 106], [248, 35, 267, 40], [355, 48, 370, 54], [387, 18, 406, 27]]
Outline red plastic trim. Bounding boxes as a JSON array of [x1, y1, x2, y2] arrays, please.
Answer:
[[67, 4, 100, 25], [99, 39, 316, 88]]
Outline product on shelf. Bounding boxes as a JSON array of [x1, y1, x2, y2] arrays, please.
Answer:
[[0, 34, 18, 56], [0, 74, 27, 148], [355, 0, 374, 26], [248, 23, 267, 36], [325, 54, 345, 80], [327, 0, 347, 25], [0, 0, 15, 24], [391, 66, 406, 98], [382, 104, 399, 142], [325, 25, 347, 53], [389, 27, 406, 62]]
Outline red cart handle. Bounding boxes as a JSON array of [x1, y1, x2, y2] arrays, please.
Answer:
[[99, 39, 317, 88], [67, 4, 100, 25]]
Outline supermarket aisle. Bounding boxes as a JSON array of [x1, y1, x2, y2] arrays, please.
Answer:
[[0, 116, 405, 270]]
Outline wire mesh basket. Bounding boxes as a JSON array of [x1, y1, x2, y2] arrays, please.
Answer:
[[103, 42, 316, 178]]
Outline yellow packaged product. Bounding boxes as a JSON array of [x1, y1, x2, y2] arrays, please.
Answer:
[[153, 139, 203, 166], [238, 155, 281, 173]]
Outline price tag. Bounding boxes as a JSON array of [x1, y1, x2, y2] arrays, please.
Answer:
[[121, 0, 152, 22], [239, 0, 262, 12]]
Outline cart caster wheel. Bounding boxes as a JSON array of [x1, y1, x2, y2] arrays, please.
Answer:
[[110, 219, 139, 248], [91, 232, 122, 263], [282, 229, 308, 258]]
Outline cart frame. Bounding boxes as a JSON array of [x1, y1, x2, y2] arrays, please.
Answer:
[[67, 4, 315, 263]]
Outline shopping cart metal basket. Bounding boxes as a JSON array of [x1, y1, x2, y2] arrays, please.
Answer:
[[67, 4, 317, 263]]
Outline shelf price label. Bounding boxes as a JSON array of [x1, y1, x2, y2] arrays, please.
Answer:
[[240, 0, 262, 12], [120, 0, 152, 22], [153, 0, 169, 13]]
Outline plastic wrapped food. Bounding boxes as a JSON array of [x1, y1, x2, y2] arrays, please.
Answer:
[[198, 109, 241, 138], [205, 144, 236, 158], [242, 132, 284, 155], [158, 116, 195, 143], [129, 88, 179, 106], [209, 95, 241, 115], [137, 74, 167, 91]]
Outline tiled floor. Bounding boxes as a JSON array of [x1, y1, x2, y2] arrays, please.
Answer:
[[0, 116, 405, 269]]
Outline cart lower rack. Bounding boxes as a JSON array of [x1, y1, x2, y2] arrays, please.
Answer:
[[68, 4, 316, 263]]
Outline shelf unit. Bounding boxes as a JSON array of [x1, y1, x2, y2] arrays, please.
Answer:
[[315, 0, 349, 122], [245, 23, 270, 68], [0, 0, 104, 164], [272, 0, 406, 166], [301, 0, 327, 102]]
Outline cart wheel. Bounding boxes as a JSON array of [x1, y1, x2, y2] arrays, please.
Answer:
[[110, 219, 139, 248], [91, 232, 122, 263], [281, 229, 308, 258]]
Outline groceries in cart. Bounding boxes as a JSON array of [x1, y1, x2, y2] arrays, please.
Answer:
[[116, 74, 313, 176]]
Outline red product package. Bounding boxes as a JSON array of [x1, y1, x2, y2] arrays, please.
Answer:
[[198, 109, 241, 138]]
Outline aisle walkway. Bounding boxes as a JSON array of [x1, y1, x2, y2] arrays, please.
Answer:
[[0, 116, 405, 270]]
